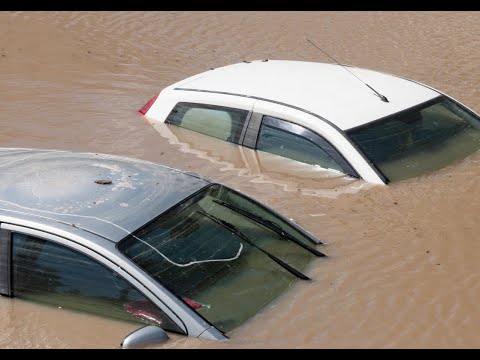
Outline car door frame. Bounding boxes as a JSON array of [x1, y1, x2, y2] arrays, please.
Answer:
[[0, 221, 227, 341], [245, 115, 360, 178], [244, 99, 388, 184], [168, 89, 387, 184], [146, 89, 257, 140]]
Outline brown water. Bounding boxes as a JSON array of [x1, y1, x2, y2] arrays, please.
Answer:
[[1, 11, 480, 348]]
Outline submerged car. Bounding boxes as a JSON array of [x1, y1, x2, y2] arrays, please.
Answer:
[[0, 148, 324, 348], [140, 60, 480, 184]]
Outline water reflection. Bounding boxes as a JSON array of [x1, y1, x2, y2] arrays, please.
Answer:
[[148, 120, 374, 198], [2, 10, 480, 349]]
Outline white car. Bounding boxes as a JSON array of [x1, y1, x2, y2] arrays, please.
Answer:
[[140, 60, 480, 184]]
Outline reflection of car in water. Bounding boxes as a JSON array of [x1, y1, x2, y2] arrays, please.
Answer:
[[0, 148, 324, 348], [152, 121, 368, 199], [140, 60, 480, 184]]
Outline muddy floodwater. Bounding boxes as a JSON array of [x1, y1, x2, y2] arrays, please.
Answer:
[[1, 11, 480, 348]]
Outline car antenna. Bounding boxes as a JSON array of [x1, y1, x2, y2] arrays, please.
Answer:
[[305, 36, 389, 103]]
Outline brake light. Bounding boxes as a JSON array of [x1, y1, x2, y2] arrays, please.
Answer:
[[139, 94, 159, 115]]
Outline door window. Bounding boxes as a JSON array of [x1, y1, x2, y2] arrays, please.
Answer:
[[257, 116, 357, 176], [11, 233, 183, 333], [165, 102, 249, 144]]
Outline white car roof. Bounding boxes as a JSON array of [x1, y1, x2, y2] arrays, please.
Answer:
[[174, 60, 440, 131]]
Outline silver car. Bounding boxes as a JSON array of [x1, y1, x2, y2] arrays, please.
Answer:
[[0, 148, 324, 348]]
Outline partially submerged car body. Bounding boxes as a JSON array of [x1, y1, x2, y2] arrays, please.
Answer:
[[141, 60, 480, 184], [0, 148, 322, 347]]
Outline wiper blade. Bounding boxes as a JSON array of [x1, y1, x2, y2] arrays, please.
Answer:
[[198, 210, 310, 281], [212, 199, 325, 257]]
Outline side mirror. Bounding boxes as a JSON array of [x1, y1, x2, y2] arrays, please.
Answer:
[[121, 326, 169, 349]]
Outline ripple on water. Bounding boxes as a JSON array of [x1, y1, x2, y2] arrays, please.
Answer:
[[0, 11, 480, 348]]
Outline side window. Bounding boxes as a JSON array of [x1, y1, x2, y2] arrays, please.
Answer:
[[256, 116, 357, 176], [11, 233, 183, 334], [165, 102, 250, 144]]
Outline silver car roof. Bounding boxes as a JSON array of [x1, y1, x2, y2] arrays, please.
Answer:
[[0, 148, 211, 242]]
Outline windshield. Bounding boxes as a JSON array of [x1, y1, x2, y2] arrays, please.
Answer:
[[118, 184, 318, 333], [347, 96, 480, 182]]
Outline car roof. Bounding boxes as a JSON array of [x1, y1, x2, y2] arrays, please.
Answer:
[[0, 148, 210, 242], [173, 60, 440, 130]]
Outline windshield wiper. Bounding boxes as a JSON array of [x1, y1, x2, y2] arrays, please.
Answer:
[[198, 210, 310, 280], [212, 199, 325, 257]]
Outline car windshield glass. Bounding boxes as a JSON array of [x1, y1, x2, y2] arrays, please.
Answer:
[[118, 184, 317, 333], [347, 96, 480, 182]]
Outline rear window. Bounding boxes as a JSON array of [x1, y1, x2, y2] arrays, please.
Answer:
[[348, 96, 480, 182]]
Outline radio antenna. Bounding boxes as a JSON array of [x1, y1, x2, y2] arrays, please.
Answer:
[[305, 37, 389, 103]]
